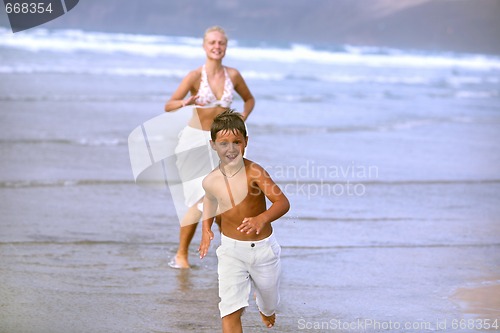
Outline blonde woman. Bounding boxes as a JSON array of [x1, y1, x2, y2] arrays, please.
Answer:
[[165, 26, 255, 268]]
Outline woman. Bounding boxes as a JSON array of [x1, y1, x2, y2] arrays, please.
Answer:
[[165, 26, 255, 268]]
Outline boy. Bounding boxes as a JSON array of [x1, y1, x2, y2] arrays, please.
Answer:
[[198, 110, 290, 332]]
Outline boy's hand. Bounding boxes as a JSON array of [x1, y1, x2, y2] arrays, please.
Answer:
[[238, 216, 265, 235], [199, 228, 214, 259]]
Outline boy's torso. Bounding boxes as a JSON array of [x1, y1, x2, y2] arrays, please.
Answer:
[[209, 159, 272, 241]]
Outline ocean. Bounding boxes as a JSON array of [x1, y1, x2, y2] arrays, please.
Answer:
[[1, 27, 499, 332]]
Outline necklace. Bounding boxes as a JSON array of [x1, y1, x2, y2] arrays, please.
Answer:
[[219, 161, 244, 178]]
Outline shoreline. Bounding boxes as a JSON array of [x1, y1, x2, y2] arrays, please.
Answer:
[[452, 278, 500, 319]]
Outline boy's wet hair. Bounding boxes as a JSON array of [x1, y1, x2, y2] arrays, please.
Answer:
[[211, 109, 247, 141]]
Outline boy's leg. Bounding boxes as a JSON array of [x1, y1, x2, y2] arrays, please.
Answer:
[[217, 238, 252, 324], [260, 312, 276, 328], [250, 241, 281, 327], [222, 308, 244, 333]]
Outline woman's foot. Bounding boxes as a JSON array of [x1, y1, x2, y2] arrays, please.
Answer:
[[260, 312, 275, 328], [168, 254, 190, 269]]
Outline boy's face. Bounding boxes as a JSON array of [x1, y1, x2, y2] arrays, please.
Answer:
[[211, 129, 247, 165]]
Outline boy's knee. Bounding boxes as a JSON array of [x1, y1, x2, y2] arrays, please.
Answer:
[[222, 307, 245, 331], [223, 307, 245, 319], [256, 293, 279, 317]]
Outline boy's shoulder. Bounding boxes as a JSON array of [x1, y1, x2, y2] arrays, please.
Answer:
[[244, 158, 268, 177], [202, 167, 220, 190]]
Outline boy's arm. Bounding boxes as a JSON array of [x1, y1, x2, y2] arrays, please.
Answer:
[[237, 164, 290, 235], [199, 181, 218, 259]]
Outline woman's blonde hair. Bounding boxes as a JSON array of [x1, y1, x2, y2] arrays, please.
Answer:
[[203, 26, 228, 43]]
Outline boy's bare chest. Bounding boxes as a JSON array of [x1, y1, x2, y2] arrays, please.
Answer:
[[213, 174, 261, 211]]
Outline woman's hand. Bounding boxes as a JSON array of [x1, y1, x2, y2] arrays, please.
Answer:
[[182, 95, 199, 107]]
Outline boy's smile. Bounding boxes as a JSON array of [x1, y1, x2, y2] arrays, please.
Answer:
[[211, 129, 247, 167]]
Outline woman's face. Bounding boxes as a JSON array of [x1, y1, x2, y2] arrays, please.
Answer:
[[203, 31, 227, 60]]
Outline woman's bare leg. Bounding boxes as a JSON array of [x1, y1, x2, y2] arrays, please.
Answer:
[[171, 202, 202, 268]]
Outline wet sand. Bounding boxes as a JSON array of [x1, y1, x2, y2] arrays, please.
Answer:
[[1, 183, 499, 333], [1, 242, 499, 333], [453, 279, 500, 319]]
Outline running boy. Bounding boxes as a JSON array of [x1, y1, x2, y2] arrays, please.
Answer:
[[199, 110, 290, 332]]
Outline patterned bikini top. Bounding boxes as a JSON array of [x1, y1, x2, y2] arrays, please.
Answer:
[[195, 65, 234, 108]]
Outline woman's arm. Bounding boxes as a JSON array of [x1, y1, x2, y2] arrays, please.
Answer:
[[164, 70, 200, 112], [231, 68, 255, 120]]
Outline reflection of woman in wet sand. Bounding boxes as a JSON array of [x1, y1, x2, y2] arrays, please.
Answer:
[[164, 26, 255, 268]]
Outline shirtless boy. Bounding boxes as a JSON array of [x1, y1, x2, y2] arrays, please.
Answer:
[[198, 110, 290, 332]]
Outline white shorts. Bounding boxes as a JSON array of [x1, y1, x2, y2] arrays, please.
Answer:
[[216, 232, 281, 318]]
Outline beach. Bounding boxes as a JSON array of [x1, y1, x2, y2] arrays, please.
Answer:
[[1, 28, 500, 332]]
